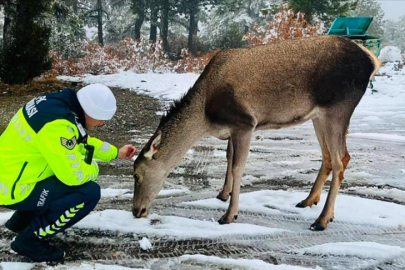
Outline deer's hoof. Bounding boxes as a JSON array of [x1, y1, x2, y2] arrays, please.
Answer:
[[218, 219, 229, 225], [296, 200, 319, 208], [295, 201, 307, 208], [310, 222, 325, 231], [216, 191, 231, 202], [218, 214, 237, 225], [216, 194, 228, 202]]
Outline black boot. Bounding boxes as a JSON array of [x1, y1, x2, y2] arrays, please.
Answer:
[[11, 226, 65, 262], [5, 211, 35, 233]]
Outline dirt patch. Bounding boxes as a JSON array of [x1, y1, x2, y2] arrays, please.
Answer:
[[0, 79, 162, 176]]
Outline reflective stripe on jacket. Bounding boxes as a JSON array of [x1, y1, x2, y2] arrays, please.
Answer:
[[0, 89, 118, 205]]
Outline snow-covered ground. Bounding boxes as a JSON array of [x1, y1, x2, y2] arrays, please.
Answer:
[[1, 62, 405, 269]]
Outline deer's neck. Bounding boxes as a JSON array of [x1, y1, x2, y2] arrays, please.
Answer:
[[156, 97, 207, 170]]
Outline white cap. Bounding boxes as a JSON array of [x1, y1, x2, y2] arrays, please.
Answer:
[[77, 84, 117, 120]]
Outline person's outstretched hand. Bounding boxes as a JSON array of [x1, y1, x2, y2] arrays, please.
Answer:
[[118, 144, 136, 160]]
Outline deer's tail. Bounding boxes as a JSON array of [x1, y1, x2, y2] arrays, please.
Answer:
[[357, 43, 382, 80]]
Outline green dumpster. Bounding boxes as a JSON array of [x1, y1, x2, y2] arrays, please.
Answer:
[[327, 16, 381, 57]]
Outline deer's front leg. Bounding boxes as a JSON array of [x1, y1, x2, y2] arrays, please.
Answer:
[[217, 139, 233, 202], [219, 130, 252, 224]]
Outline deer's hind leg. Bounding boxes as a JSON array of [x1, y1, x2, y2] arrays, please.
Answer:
[[310, 105, 353, 231], [217, 139, 234, 202], [296, 118, 332, 208]]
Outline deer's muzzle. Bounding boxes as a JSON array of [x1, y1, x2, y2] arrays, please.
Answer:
[[132, 207, 148, 218]]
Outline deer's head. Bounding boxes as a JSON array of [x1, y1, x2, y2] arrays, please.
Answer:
[[132, 131, 166, 218]]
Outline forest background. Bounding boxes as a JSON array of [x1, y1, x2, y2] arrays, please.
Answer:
[[0, 0, 404, 85]]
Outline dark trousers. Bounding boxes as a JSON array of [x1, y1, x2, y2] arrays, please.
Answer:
[[4, 176, 100, 239]]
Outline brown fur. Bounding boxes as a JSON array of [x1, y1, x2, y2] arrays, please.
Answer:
[[132, 35, 381, 230]]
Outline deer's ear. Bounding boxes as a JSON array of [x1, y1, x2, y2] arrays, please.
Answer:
[[144, 131, 162, 159]]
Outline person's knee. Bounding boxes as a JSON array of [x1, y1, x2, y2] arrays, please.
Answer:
[[83, 181, 101, 203]]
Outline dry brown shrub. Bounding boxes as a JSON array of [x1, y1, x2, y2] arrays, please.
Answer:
[[173, 49, 220, 73], [243, 3, 320, 46], [49, 38, 171, 76], [49, 37, 221, 76]]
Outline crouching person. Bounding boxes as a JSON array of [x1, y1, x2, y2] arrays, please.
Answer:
[[0, 84, 136, 262]]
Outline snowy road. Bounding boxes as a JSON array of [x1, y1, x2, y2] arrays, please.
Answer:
[[1, 63, 405, 269]]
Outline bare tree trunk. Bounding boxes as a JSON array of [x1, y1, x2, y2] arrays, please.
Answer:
[[2, 0, 15, 47], [97, 0, 103, 45], [134, 0, 144, 40], [188, 7, 198, 55], [149, 5, 158, 42], [3, 15, 12, 46], [160, 0, 170, 53], [16, 1, 28, 30], [246, 0, 253, 17]]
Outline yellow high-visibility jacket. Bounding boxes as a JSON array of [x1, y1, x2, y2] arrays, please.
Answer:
[[0, 89, 118, 205]]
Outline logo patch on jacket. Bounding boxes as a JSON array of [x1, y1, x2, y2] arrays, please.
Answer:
[[60, 136, 77, 150]]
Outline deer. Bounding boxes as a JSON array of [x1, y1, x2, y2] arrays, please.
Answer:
[[132, 35, 381, 231]]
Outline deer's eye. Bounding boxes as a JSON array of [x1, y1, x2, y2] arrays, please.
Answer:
[[134, 174, 140, 183]]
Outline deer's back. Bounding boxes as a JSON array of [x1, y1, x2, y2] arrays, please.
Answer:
[[199, 36, 376, 129]]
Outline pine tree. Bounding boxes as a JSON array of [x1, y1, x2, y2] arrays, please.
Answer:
[[103, 0, 136, 43], [80, 0, 110, 45], [131, 0, 145, 39], [0, 0, 53, 84], [202, 0, 271, 50], [285, 0, 357, 24], [177, 0, 218, 55], [50, 0, 86, 58]]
